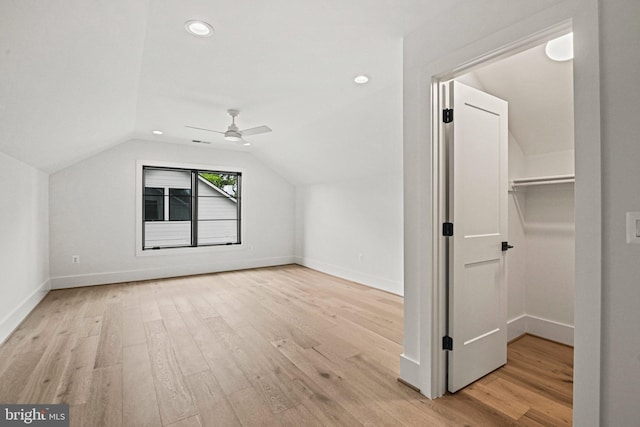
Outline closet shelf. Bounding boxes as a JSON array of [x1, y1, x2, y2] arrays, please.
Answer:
[[510, 174, 575, 190]]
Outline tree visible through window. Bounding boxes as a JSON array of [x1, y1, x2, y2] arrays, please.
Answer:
[[142, 166, 241, 249], [199, 173, 238, 198]]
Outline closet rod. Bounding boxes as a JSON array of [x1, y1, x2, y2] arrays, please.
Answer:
[[511, 174, 575, 188]]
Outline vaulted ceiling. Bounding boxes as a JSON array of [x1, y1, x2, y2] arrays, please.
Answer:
[[0, 1, 570, 185], [1, 0, 444, 184]]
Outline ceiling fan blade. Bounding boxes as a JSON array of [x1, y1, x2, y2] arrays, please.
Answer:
[[185, 125, 225, 134], [240, 125, 272, 136]]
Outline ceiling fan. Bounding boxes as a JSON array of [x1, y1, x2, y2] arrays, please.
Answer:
[[186, 109, 271, 146]]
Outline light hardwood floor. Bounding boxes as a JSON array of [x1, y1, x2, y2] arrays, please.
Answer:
[[0, 265, 573, 426]]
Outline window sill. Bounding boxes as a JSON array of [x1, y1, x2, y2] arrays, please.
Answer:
[[136, 243, 246, 257]]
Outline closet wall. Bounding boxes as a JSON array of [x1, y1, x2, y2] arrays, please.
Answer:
[[508, 137, 575, 346]]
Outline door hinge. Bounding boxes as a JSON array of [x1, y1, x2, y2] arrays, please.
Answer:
[[442, 222, 453, 237], [442, 336, 453, 351], [443, 108, 453, 123]]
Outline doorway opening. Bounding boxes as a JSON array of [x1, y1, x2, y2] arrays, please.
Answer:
[[433, 23, 575, 416]]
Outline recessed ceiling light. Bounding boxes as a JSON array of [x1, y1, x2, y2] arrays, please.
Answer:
[[545, 32, 573, 61], [185, 20, 214, 37], [354, 75, 369, 84], [242, 141, 251, 146], [152, 130, 163, 135]]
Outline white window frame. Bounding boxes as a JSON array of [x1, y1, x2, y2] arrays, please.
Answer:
[[135, 160, 246, 257]]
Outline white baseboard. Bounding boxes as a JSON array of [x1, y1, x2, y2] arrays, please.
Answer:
[[295, 256, 403, 296], [50, 256, 296, 289], [0, 279, 50, 345], [526, 314, 574, 346], [507, 314, 528, 341], [508, 313, 574, 346], [399, 354, 421, 389]]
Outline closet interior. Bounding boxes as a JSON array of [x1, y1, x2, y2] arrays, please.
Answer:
[[457, 38, 575, 347]]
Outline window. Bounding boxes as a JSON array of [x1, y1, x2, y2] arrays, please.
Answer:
[[169, 189, 191, 221], [144, 187, 164, 221], [142, 166, 241, 250]]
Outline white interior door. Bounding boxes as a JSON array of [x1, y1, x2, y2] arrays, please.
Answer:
[[446, 80, 509, 393]]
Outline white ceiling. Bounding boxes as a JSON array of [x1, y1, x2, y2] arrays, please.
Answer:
[[0, 1, 573, 183], [0, 0, 149, 172], [1, 0, 442, 184], [466, 42, 574, 156]]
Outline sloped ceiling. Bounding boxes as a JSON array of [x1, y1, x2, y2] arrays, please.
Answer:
[[0, 0, 150, 172], [1, 0, 441, 183], [469, 43, 574, 155]]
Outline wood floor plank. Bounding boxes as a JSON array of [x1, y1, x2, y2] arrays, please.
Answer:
[[522, 407, 568, 426], [166, 415, 202, 427], [207, 317, 297, 414], [122, 306, 146, 347], [179, 311, 251, 396], [227, 386, 280, 426], [140, 295, 162, 322], [122, 343, 162, 427], [186, 291, 220, 319], [0, 266, 574, 427], [278, 403, 323, 427], [94, 303, 123, 368], [83, 365, 123, 427], [308, 342, 448, 426], [436, 392, 522, 427], [55, 335, 99, 405], [234, 324, 364, 426], [19, 332, 76, 403], [162, 315, 208, 376], [144, 320, 197, 425], [461, 380, 532, 420], [273, 338, 402, 426], [488, 377, 572, 425], [242, 303, 320, 349], [0, 351, 44, 403], [184, 370, 241, 427], [69, 404, 86, 427]]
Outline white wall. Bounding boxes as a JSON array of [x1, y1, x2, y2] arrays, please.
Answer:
[[525, 148, 575, 177], [295, 173, 403, 295], [401, 1, 602, 424], [507, 133, 527, 338], [522, 183, 574, 345], [49, 139, 295, 288], [0, 152, 50, 344], [599, 1, 640, 425], [511, 145, 575, 345]]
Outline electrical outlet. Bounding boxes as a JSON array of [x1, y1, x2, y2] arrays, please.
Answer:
[[72, 255, 80, 264]]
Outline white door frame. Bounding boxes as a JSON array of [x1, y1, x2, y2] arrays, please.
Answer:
[[419, 9, 602, 425], [432, 22, 573, 393]]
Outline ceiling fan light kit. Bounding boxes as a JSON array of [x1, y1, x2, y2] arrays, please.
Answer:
[[186, 109, 272, 145], [224, 133, 242, 142]]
